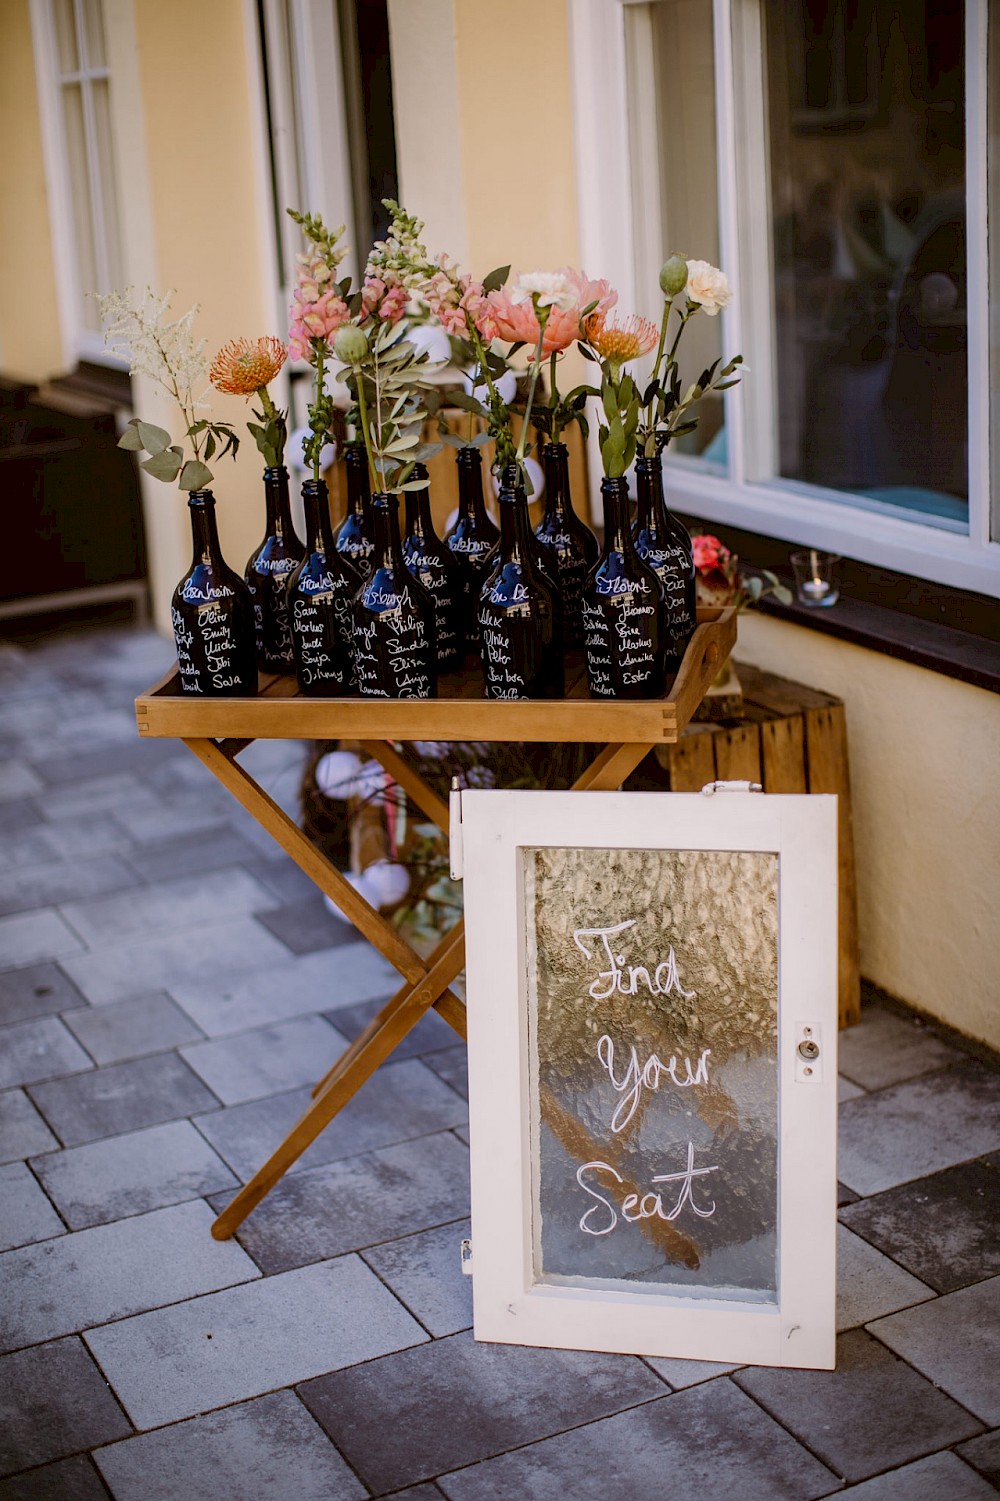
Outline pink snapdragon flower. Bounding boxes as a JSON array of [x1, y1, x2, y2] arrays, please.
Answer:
[[288, 288, 349, 360], [360, 276, 407, 326]]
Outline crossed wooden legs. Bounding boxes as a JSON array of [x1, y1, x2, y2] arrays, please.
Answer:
[[185, 734, 654, 1240]]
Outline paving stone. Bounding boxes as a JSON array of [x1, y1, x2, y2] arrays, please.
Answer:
[[838, 1076, 865, 1102], [0, 1015, 93, 1089], [59, 868, 275, 947], [34, 812, 136, 860], [256, 895, 366, 954], [434, 1379, 837, 1501], [94, 1390, 364, 1501], [244, 854, 319, 905], [834, 1451, 998, 1498], [111, 797, 233, 845], [733, 1328, 983, 1482], [0, 760, 44, 801], [329, 995, 457, 1060], [838, 1062, 1000, 1195], [2, 827, 75, 868], [169, 943, 399, 1035], [0, 802, 42, 836], [180, 1014, 348, 1106], [379, 1489, 445, 1500], [300, 1328, 667, 1494], [0, 909, 84, 969], [37, 773, 155, 823], [85, 1255, 426, 1430], [33, 740, 183, 788], [424, 1046, 468, 1100], [61, 991, 204, 1064], [362, 1218, 473, 1336], [0, 962, 87, 1026], [195, 1057, 468, 1181], [0, 1453, 111, 1500], [59, 917, 289, 1004], [0, 855, 136, 918], [0, 1089, 59, 1163], [840, 1160, 1000, 1293], [957, 1429, 1000, 1488], [220, 1132, 470, 1275], [836, 1223, 934, 1330], [643, 1356, 741, 1388], [0, 1338, 131, 1478], [28, 1052, 220, 1146], [0, 1200, 258, 1351], [31, 1120, 237, 1229], [868, 1276, 1000, 1425], [120, 827, 262, 883], [0, 1162, 64, 1251], [839, 1181, 859, 1206], [838, 1005, 964, 1090]]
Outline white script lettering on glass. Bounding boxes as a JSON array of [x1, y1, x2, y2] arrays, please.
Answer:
[[573, 919, 696, 1002], [576, 1144, 719, 1236], [597, 1033, 712, 1134]]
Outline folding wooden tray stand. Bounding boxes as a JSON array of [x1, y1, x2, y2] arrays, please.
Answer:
[[135, 606, 737, 1239]]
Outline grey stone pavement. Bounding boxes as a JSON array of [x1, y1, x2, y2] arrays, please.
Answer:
[[0, 622, 998, 1501]]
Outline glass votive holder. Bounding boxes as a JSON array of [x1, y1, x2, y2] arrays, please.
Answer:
[[791, 549, 840, 608]]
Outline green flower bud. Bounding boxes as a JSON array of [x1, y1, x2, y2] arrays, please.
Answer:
[[334, 325, 369, 365], [659, 255, 688, 297]]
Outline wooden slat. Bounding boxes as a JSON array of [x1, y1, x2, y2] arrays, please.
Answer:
[[713, 723, 762, 783], [573, 741, 656, 791], [664, 726, 718, 791], [760, 716, 807, 792], [805, 703, 861, 1028], [357, 740, 451, 831], [738, 662, 837, 715]]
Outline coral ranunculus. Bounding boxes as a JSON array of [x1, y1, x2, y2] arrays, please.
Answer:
[[483, 289, 579, 356], [209, 336, 287, 397]]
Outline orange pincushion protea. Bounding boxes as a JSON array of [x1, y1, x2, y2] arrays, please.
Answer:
[[210, 336, 287, 397], [584, 312, 658, 364]]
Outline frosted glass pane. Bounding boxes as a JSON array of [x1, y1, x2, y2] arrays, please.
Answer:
[[52, 0, 79, 74], [91, 79, 124, 291], [61, 83, 99, 328], [525, 846, 778, 1301]]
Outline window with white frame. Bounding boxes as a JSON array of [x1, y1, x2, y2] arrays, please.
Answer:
[[570, 0, 998, 598], [35, 0, 125, 361]]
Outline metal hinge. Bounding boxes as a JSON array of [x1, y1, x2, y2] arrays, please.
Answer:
[[460, 1237, 473, 1275], [701, 780, 764, 795], [449, 777, 464, 880]]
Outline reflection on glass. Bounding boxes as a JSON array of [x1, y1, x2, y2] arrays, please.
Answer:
[[625, 1, 725, 465], [61, 84, 99, 330], [52, 0, 79, 75], [525, 847, 778, 1301], [92, 79, 124, 293], [82, 0, 107, 68], [766, 1, 967, 524]]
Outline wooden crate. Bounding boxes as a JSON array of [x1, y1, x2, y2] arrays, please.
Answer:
[[655, 662, 860, 1029]]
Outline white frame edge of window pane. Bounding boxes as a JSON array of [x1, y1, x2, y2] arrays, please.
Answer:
[[462, 788, 838, 1371], [568, 0, 1000, 600]]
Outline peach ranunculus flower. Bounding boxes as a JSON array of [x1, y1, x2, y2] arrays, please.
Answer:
[[210, 336, 286, 398], [480, 268, 618, 358], [583, 311, 659, 364], [685, 259, 732, 316]]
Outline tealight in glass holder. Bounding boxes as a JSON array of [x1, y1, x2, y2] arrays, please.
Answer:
[[791, 549, 840, 608]]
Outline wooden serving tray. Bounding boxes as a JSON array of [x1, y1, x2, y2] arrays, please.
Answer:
[[135, 606, 736, 745]]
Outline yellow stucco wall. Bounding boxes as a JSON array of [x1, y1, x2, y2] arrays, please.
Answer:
[[738, 613, 1000, 1050], [0, 0, 63, 380]]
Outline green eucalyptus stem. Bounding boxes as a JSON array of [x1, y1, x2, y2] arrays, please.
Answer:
[[515, 305, 549, 463], [644, 297, 674, 430], [352, 362, 379, 495], [468, 323, 500, 407], [549, 350, 561, 442], [311, 341, 326, 484]]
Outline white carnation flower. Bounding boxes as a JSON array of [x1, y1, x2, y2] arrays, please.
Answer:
[[509, 270, 578, 312], [685, 260, 732, 316]]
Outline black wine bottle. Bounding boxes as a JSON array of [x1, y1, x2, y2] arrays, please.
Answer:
[[478, 464, 563, 700], [171, 490, 257, 696], [582, 476, 668, 698], [401, 463, 465, 671], [335, 441, 375, 577], [446, 445, 499, 643], [633, 450, 696, 663], [287, 477, 359, 696], [244, 465, 304, 673], [354, 493, 437, 699], [534, 441, 599, 647]]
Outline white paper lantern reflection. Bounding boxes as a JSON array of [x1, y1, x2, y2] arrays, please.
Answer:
[[407, 323, 452, 365], [287, 426, 336, 474], [322, 860, 411, 919], [462, 368, 517, 406]]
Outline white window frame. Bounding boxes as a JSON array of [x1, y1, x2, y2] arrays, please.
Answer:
[[463, 787, 838, 1369], [569, 0, 1000, 599]]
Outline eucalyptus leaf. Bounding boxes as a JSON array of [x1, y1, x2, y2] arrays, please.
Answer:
[[118, 426, 144, 452], [136, 421, 171, 455], [140, 448, 183, 482], [179, 459, 214, 491]]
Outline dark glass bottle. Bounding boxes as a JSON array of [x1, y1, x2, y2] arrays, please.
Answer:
[[244, 465, 304, 673], [534, 441, 599, 647], [171, 490, 257, 696], [401, 463, 465, 671], [286, 478, 359, 696], [335, 441, 375, 577], [354, 493, 437, 698], [633, 450, 697, 663], [478, 464, 563, 700], [446, 445, 499, 643], [582, 476, 668, 699]]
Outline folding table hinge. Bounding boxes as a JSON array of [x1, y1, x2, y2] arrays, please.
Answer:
[[460, 1238, 473, 1275], [700, 780, 764, 795], [449, 777, 464, 880]]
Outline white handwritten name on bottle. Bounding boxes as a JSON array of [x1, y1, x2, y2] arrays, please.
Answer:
[[568, 919, 720, 1237], [583, 586, 659, 692], [355, 586, 433, 698]]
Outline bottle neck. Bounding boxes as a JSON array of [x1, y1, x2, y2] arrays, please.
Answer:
[[600, 477, 637, 554], [497, 469, 535, 562], [371, 493, 405, 571], [262, 466, 294, 535], [344, 444, 371, 518], [634, 453, 668, 533], [541, 443, 570, 521], [457, 446, 489, 523], [301, 479, 335, 557], [188, 491, 222, 564]]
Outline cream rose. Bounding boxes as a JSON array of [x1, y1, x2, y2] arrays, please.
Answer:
[[685, 260, 732, 316], [509, 270, 578, 312]]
